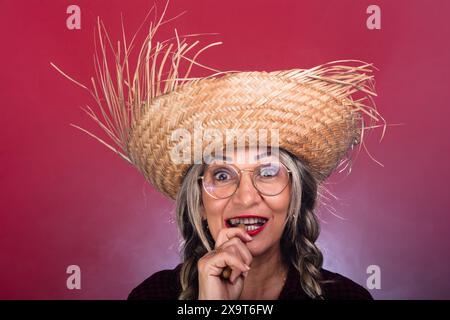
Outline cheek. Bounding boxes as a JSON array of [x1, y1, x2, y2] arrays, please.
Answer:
[[201, 194, 227, 234], [202, 195, 219, 217], [268, 189, 291, 215]]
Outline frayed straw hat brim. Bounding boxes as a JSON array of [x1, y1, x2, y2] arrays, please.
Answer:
[[128, 66, 383, 199]]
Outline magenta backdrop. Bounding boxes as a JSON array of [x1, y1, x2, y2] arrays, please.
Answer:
[[1, 0, 449, 299]]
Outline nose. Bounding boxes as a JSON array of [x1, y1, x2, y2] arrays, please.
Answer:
[[231, 170, 261, 207]]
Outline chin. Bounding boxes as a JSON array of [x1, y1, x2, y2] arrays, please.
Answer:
[[246, 239, 271, 257]]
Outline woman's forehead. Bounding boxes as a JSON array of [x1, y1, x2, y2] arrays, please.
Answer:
[[206, 146, 281, 166]]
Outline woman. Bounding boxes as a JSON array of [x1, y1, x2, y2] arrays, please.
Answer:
[[127, 146, 373, 300], [53, 8, 386, 300]]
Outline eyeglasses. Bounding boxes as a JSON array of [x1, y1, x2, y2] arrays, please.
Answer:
[[198, 162, 291, 199]]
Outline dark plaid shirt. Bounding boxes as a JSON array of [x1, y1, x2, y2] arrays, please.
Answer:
[[128, 263, 373, 300]]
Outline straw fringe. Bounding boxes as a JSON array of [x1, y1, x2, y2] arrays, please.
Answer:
[[51, 1, 225, 165], [283, 60, 388, 174]]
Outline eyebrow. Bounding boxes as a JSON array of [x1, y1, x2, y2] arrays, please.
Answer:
[[208, 151, 272, 163], [254, 151, 272, 161], [204, 154, 231, 165], [210, 154, 232, 162]]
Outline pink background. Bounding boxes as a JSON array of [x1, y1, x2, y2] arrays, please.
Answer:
[[1, 0, 450, 299]]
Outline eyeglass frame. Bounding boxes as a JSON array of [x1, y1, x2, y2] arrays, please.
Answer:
[[198, 162, 292, 199]]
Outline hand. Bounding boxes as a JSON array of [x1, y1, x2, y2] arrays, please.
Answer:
[[197, 226, 253, 300]]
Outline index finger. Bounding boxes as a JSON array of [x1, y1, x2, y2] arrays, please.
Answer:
[[215, 225, 252, 249]]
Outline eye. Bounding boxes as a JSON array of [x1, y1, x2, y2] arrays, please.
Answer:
[[259, 163, 280, 178], [214, 170, 231, 181], [211, 167, 236, 183]]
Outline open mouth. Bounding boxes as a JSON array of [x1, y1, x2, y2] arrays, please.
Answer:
[[225, 216, 269, 235]]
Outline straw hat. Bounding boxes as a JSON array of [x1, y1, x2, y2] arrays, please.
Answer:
[[52, 11, 386, 200]]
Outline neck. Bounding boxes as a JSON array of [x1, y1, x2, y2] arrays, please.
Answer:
[[239, 242, 288, 300]]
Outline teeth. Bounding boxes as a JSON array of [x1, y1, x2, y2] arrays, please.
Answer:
[[228, 217, 267, 226]]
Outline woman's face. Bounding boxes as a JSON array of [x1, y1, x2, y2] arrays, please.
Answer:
[[200, 147, 292, 257]]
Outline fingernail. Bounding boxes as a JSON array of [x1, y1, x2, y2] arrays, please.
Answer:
[[244, 264, 251, 271], [246, 234, 253, 241]]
